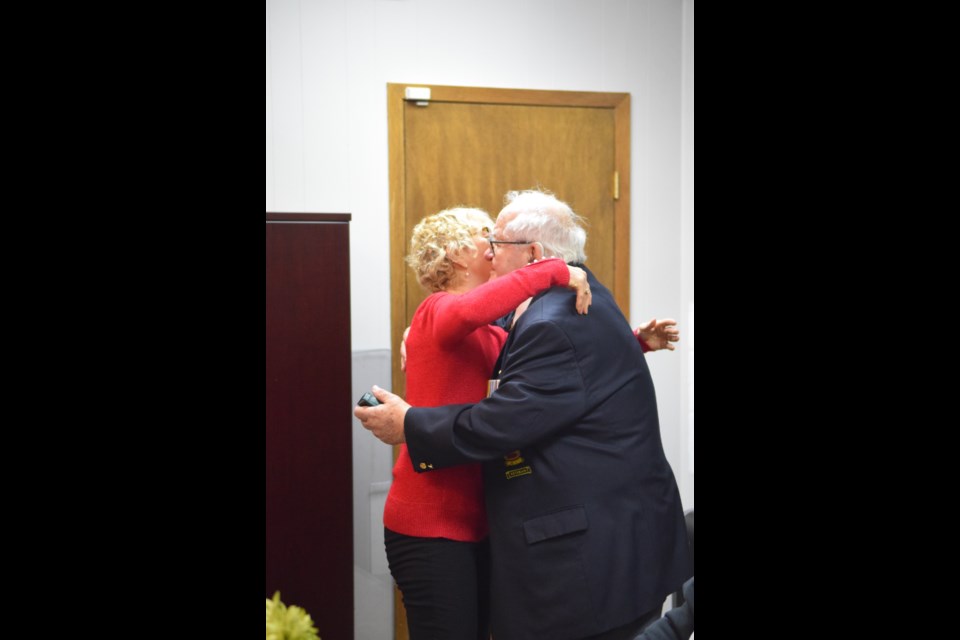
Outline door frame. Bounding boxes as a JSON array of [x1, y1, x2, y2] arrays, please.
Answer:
[[387, 83, 631, 399]]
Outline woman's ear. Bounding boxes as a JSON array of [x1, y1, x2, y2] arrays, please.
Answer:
[[448, 248, 468, 270]]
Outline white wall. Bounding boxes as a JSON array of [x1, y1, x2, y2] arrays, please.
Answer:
[[267, 0, 694, 634]]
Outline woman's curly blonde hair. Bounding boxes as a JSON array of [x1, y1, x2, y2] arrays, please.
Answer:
[[406, 207, 494, 293]]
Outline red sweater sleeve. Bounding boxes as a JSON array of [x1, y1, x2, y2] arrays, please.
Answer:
[[429, 258, 570, 348], [637, 333, 651, 352], [632, 327, 651, 352]]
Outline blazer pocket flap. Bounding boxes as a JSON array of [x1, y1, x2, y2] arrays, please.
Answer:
[[523, 506, 588, 544]]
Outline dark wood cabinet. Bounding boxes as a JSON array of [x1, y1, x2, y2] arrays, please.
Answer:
[[266, 213, 352, 639]]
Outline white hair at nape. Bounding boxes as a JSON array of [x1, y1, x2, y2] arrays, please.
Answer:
[[500, 189, 587, 263]]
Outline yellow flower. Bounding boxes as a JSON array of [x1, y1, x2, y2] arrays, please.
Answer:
[[265, 591, 321, 640]]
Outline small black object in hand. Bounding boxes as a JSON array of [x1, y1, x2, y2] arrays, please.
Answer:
[[358, 392, 381, 407]]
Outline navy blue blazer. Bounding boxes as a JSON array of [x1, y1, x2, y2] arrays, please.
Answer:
[[404, 266, 692, 640]]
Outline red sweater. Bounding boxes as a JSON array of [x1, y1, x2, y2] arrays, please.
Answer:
[[383, 258, 571, 542]]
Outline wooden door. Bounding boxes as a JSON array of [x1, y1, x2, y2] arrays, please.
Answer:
[[386, 84, 630, 639], [389, 84, 630, 399]]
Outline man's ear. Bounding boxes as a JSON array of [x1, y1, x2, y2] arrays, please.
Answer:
[[529, 242, 544, 263]]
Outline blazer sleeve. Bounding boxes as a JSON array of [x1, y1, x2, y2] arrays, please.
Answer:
[[405, 317, 589, 471]]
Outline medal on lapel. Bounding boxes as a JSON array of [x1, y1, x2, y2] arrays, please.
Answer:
[[504, 450, 532, 479]]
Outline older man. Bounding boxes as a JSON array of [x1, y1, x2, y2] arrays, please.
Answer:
[[357, 190, 691, 640]]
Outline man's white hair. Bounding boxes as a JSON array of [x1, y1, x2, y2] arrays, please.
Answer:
[[499, 189, 587, 264]]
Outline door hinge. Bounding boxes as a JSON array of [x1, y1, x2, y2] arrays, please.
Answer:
[[613, 171, 620, 200]]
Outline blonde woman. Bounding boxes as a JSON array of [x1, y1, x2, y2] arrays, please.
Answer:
[[383, 207, 590, 640]]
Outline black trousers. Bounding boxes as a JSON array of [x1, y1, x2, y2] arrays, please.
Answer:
[[384, 528, 491, 640]]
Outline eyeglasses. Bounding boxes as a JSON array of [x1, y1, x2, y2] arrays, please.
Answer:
[[486, 236, 532, 256]]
